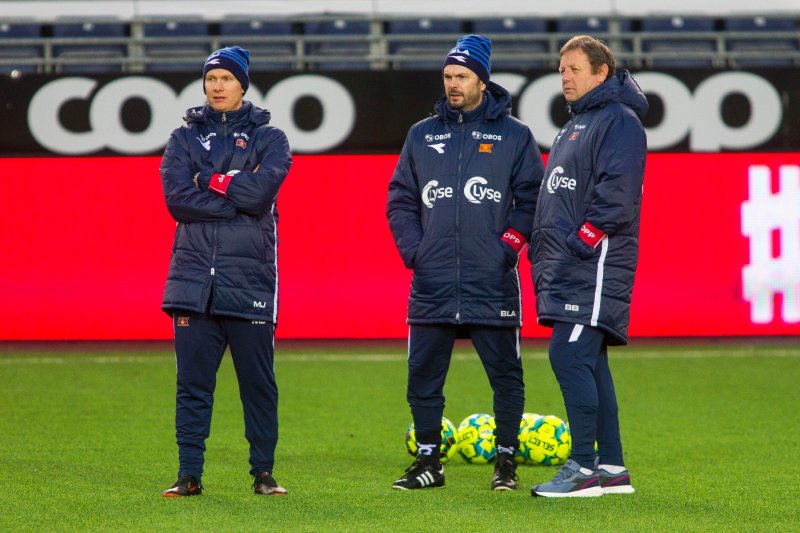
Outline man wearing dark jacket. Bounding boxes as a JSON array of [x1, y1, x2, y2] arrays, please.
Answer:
[[529, 36, 647, 498], [159, 46, 292, 497], [387, 34, 545, 491]]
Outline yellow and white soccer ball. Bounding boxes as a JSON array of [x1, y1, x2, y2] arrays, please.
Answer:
[[405, 416, 458, 463], [456, 413, 496, 464], [515, 412, 541, 463], [519, 414, 571, 466]]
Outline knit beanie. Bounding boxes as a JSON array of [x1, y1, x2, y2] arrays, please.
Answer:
[[443, 34, 492, 84], [203, 46, 250, 94]]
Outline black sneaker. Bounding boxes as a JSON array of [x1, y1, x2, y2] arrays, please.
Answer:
[[162, 475, 202, 497], [492, 453, 519, 491], [391, 459, 444, 490], [253, 471, 288, 496]]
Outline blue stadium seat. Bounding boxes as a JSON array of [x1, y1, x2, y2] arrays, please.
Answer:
[[641, 17, 717, 68], [387, 18, 463, 70], [52, 19, 127, 73], [0, 21, 43, 74], [142, 19, 210, 72], [303, 18, 371, 70], [471, 18, 548, 70], [724, 17, 798, 68], [219, 19, 295, 71], [557, 17, 609, 34], [556, 17, 632, 58]]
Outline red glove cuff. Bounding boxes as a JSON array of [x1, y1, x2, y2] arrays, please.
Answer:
[[209, 173, 233, 197], [577, 221, 606, 249], [501, 228, 527, 254]]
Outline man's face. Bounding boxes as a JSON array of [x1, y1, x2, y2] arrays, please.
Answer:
[[559, 49, 608, 103], [443, 64, 486, 112], [205, 68, 244, 112]]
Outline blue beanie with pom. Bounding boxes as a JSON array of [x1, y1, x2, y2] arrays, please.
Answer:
[[203, 46, 250, 94], [443, 34, 492, 83]]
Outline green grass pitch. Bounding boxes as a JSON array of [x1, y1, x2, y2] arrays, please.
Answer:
[[1, 341, 799, 531]]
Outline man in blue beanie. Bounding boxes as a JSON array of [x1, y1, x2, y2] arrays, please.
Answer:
[[160, 46, 293, 497], [387, 35, 545, 491]]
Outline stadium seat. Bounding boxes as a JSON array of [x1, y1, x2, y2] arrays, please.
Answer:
[[641, 17, 718, 68], [142, 19, 210, 72], [471, 18, 549, 70], [0, 21, 43, 74], [303, 18, 371, 70], [52, 18, 127, 73], [724, 17, 798, 68], [219, 19, 296, 71], [387, 18, 464, 70], [556, 17, 632, 61]]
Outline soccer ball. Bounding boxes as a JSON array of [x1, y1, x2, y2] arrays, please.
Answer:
[[405, 417, 458, 463], [515, 412, 541, 463], [456, 413, 496, 464], [519, 414, 571, 466]]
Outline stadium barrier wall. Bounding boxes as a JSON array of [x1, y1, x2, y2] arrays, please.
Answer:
[[1, 152, 798, 340]]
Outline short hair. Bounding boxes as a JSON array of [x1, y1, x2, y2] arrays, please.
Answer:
[[560, 35, 616, 80]]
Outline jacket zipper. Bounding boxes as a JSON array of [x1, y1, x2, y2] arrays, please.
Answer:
[[455, 112, 463, 323], [211, 112, 227, 280]]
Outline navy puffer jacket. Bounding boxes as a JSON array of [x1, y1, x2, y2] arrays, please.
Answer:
[[160, 101, 292, 322], [387, 82, 545, 326], [529, 70, 648, 345]]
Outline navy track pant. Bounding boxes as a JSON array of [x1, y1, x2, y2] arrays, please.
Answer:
[[172, 311, 278, 479], [407, 324, 524, 448], [549, 321, 624, 469]]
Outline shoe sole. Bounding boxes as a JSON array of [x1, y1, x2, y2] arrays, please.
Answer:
[[391, 483, 445, 490], [531, 486, 604, 498], [162, 492, 201, 498], [602, 485, 635, 494], [492, 486, 517, 492]]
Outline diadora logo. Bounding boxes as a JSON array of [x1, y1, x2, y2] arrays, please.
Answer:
[[472, 131, 502, 141], [500, 310, 517, 317], [196, 132, 216, 151], [253, 300, 267, 308], [464, 176, 501, 204], [425, 133, 451, 143], [422, 179, 453, 208], [546, 166, 577, 194], [428, 143, 445, 154]]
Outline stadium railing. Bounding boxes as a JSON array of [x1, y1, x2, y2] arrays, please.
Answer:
[[0, 15, 798, 74]]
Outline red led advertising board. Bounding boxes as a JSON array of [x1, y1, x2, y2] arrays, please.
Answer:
[[0, 153, 798, 340]]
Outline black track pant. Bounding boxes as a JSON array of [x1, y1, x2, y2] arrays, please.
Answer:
[[172, 311, 278, 480], [407, 324, 524, 448], [548, 321, 625, 469]]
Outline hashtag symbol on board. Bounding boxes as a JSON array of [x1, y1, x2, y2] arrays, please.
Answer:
[[740, 165, 800, 324]]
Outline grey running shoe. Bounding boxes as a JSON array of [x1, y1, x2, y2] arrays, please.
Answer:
[[491, 453, 519, 491], [597, 465, 635, 494], [531, 459, 603, 498], [392, 459, 444, 490], [253, 471, 288, 496]]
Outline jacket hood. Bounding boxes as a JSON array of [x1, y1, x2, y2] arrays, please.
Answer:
[[434, 80, 512, 123], [567, 70, 648, 120], [183, 101, 272, 127]]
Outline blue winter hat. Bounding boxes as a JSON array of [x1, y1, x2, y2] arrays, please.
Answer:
[[443, 34, 491, 83], [203, 46, 250, 94]]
